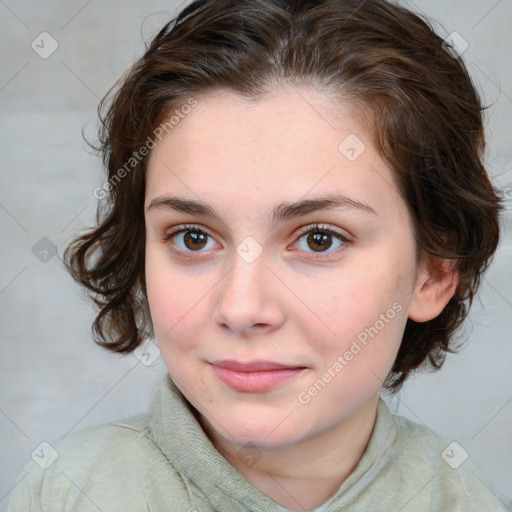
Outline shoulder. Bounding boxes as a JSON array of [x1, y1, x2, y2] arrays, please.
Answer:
[[386, 406, 504, 511], [7, 413, 188, 512], [41, 412, 154, 477]]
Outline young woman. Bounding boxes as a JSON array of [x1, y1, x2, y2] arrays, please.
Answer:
[[9, 0, 505, 510]]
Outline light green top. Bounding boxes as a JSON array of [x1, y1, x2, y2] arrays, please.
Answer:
[[8, 374, 504, 511]]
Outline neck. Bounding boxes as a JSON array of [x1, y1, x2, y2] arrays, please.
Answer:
[[200, 391, 381, 510]]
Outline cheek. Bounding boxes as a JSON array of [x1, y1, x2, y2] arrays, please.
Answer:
[[301, 252, 411, 369], [301, 266, 397, 338], [145, 247, 201, 344], [343, 259, 413, 373]]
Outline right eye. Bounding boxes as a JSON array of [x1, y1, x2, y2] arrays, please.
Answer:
[[165, 224, 221, 254]]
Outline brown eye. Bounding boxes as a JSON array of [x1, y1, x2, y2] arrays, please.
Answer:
[[293, 224, 349, 258], [182, 231, 208, 251], [306, 232, 334, 252], [166, 225, 219, 253]]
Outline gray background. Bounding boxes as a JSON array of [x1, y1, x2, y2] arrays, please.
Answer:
[[0, 0, 511, 508]]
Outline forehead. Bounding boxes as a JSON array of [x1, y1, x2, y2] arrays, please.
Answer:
[[145, 86, 405, 223]]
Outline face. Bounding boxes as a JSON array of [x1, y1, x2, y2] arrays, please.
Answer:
[[144, 86, 420, 450]]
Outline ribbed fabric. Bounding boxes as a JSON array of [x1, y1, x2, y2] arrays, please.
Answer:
[[8, 373, 504, 511]]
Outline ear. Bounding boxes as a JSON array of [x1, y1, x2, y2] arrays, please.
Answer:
[[407, 257, 459, 323]]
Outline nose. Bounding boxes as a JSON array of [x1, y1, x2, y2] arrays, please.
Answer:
[[211, 250, 285, 337]]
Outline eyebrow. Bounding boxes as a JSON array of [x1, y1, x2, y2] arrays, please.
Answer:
[[147, 193, 377, 226]]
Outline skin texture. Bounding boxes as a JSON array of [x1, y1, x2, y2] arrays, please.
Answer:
[[144, 86, 458, 510]]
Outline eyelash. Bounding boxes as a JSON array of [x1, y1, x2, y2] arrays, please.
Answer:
[[164, 223, 350, 260]]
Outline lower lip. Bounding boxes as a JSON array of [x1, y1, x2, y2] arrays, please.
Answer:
[[211, 365, 305, 392]]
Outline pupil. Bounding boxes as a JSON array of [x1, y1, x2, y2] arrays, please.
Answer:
[[308, 232, 332, 252], [184, 231, 207, 250]]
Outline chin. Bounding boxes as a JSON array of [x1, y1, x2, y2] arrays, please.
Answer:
[[228, 434, 298, 452], [221, 418, 309, 451]]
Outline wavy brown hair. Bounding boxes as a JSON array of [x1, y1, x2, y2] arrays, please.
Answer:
[[63, 0, 504, 393]]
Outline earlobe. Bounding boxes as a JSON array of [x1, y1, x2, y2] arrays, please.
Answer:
[[407, 259, 459, 323]]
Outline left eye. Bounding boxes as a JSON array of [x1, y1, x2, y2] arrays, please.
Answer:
[[293, 225, 348, 255]]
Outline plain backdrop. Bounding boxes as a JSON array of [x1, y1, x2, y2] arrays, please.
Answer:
[[0, 0, 511, 508]]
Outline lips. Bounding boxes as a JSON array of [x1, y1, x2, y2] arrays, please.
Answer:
[[210, 359, 307, 392], [212, 359, 304, 372]]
